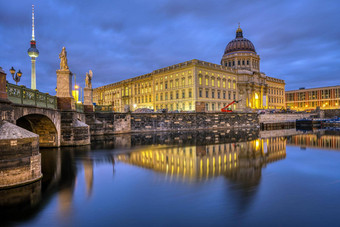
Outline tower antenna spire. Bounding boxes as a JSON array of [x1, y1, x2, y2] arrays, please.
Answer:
[[32, 5, 35, 41], [28, 4, 39, 90]]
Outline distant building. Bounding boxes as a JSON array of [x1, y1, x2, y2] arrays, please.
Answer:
[[286, 85, 340, 111], [93, 26, 285, 112]]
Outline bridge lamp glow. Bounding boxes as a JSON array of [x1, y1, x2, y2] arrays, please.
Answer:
[[133, 104, 137, 109], [10, 66, 23, 85]]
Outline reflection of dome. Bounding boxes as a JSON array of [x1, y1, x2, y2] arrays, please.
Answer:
[[223, 26, 256, 55]]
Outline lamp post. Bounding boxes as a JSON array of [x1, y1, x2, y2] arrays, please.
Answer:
[[10, 67, 22, 85]]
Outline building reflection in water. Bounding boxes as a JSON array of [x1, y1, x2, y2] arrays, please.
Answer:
[[10, 128, 338, 224], [287, 130, 340, 150], [115, 136, 287, 182]]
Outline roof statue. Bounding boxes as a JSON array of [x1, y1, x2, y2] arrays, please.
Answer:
[[59, 47, 69, 70], [85, 70, 93, 88]]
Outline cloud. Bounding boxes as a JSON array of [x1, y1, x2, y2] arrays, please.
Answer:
[[0, 0, 339, 93]]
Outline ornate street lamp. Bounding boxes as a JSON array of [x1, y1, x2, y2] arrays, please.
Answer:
[[10, 67, 22, 85]]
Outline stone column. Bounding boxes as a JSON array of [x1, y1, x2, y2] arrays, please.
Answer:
[[83, 87, 94, 112], [0, 67, 8, 101], [56, 69, 75, 110]]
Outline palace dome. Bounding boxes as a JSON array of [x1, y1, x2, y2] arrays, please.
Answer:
[[223, 26, 256, 55]]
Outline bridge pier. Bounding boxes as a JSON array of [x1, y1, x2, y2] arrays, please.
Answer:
[[59, 110, 90, 146], [0, 121, 42, 189]]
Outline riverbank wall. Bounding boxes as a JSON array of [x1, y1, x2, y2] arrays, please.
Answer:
[[86, 112, 259, 137]]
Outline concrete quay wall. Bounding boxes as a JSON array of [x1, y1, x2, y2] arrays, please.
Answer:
[[259, 113, 315, 124]]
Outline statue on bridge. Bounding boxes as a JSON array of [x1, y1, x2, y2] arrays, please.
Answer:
[[59, 47, 69, 70], [85, 70, 93, 89]]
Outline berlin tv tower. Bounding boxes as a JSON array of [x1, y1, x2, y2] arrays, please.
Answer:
[[27, 5, 39, 90]]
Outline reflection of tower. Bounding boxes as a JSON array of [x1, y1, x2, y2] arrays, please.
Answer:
[[83, 160, 93, 198], [27, 5, 39, 90]]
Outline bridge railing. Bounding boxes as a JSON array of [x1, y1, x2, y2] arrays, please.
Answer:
[[6, 82, 57, 109], [95, 105, 113, 112]]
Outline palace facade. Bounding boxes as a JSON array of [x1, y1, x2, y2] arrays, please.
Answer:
[[93, 26, 285, 112], [286, 85, 340, 111]]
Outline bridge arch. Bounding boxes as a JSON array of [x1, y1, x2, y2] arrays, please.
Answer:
[[16, 114, 58, 147]]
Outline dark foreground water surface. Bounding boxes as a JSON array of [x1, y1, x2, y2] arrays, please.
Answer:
[[1, 128, 340, 226]]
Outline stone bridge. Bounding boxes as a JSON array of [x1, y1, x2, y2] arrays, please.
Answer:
[[0, 68, 90, 148]]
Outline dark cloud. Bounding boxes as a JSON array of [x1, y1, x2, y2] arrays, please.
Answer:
[[1, 0, 339, 94]]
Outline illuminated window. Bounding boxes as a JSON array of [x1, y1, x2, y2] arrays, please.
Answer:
[[206, 78, 209, 86], [228, 81, 231, 89], [233, 82, 236, 89], [223, 80, 226, 88], [212, 78, 215, 87], [182, 78, 185, 86], [176, 80, 179, 87], [217, 80, 220, 87], [188, 77, 192, 85], [199, 76, 202, 85]]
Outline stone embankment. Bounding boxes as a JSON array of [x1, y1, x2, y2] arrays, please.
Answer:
[[86, 112, 258, 137]]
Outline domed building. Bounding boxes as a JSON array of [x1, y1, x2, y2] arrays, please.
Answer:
[[221, 26, 259, 72], [94, 26, 285, 112]]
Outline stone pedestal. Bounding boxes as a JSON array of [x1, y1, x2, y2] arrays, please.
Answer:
[[0, 67, 8, 101], [84, 87, 93, 112], [56, 69, 75, 110]]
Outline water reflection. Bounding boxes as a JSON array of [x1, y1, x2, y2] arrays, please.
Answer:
[[116, 137, 286, 182], [2, 128, 340, 225], [288, 129, 340, 150]]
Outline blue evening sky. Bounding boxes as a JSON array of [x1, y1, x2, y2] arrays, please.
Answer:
[[1, 0, 339, 95]]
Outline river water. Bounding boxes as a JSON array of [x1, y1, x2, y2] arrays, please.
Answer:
[[1, 128, 340, 226]]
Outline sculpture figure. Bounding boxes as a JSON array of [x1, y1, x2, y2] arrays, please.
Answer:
[[59, 47, 69, 70], [85, 70, 93, 88]]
